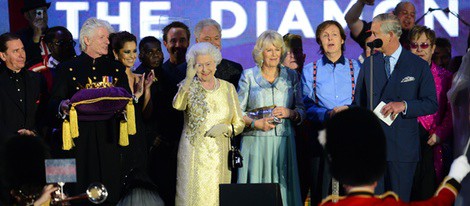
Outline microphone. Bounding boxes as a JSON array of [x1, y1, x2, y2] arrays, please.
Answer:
[[366, 39, 383, 49], [428, 7, 450, 13]]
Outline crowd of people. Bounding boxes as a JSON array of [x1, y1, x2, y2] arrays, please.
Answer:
[[1, 0, 470, 205]]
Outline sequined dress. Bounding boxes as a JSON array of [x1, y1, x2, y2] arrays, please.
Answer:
[[173, 78, 245, 206]]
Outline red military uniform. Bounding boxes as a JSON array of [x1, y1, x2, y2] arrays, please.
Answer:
[[320, 177, 460, 206], [29, 55, 54, 92]]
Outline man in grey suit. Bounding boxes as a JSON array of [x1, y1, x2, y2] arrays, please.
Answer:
[[353, 13, 438, 201]]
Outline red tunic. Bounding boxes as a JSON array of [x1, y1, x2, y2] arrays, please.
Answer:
[[320, 177, 459, 206]]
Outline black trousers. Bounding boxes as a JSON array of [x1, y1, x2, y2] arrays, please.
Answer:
[[410, 124, 437, 201]]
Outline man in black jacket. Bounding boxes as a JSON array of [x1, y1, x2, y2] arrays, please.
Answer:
[[0, 32, 47, 205]]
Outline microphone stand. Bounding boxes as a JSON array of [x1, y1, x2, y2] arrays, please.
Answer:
[[369, 49, 374, 111], [415, 10, 431, 24], [448, 10, 470, 27], [416, 8, 470, 27]]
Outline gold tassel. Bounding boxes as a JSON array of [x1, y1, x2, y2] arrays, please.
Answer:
[[126, 100, 136, 135], [69, 106, 79, 138], [62, 120, 73, 150], [119, 120, 129, 146]]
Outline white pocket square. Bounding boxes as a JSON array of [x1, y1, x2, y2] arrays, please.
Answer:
[[401, 76, 415, 83]]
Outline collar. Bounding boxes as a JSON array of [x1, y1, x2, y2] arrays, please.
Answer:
[[322, 54, 345, 66], [5, 66, 25, 78], [80, 52, 102, 65], [347, 190, 375, 197], [384, 45, 402, 60], [253, 64, 288, 89]]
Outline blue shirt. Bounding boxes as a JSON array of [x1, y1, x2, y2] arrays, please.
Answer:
[[302, 55, 361, 123]]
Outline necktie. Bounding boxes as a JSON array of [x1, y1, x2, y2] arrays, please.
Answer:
[[384, 56, 391, 78]]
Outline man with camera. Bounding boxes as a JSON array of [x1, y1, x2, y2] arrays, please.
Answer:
[[16, 0, 51, 68]]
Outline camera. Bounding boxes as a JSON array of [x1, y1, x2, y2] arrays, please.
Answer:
[[36, 9, 43, 19]]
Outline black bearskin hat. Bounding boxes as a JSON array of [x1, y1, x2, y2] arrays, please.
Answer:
[[5, 135, 50, 189], [325, 107, 386, 186]]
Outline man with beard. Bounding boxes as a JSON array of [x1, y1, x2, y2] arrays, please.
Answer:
[[149, 21, 189, 206], [345, 1, 416, 50], [16, 0, 51, 68], [29, 26, 76, 92], [162, 21, 190, 86]]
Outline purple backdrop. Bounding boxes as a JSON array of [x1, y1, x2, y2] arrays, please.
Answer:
[[44, 0, 470, 69]]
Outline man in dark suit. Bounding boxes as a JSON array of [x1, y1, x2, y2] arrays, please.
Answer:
[[50, 18, 130, 205], [0, 32, 46, 205], [353, 13, 438, 201]]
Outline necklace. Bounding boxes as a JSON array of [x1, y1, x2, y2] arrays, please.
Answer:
[[201, 77, 219, 92], [261, 66, 279, 83]]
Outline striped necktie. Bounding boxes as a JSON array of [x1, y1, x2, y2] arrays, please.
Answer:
[[384, 56, 391, 78]]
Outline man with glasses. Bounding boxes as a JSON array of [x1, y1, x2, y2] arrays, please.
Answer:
[[29, 26, 76, 92]]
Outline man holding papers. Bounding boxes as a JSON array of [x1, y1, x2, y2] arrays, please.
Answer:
[[352, 13, 438, 201]]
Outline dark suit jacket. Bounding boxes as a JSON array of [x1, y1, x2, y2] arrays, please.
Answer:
[[354, 49, 438, 162], [0, 65, 45, 139], [0, 65, 45, 204]]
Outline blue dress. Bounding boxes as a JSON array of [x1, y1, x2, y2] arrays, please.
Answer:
[[237, 65, 305, 206]]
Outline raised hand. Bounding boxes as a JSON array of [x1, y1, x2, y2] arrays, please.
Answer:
[[144, 70, 155, 90], [133, 74, 145, 99]]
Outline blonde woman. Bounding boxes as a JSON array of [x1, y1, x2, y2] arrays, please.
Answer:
[[237, 30, 305, 206]]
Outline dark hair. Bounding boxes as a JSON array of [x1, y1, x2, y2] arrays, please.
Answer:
[[315, 20, 346, 54], [6, 134, 51, 189], [162, 21, 190, 43], [326, 107, 387, 186], [43, 26, 71, 44], [409, 25, 436, 46], [283, 33, 303, 51], [108, 31, 137, 58], [139, 36, 161, 52], [435, 37, 452, 52], [0, 32, 20, 52]]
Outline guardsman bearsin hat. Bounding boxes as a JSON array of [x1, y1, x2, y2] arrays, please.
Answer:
[[324, 107, 387, 186], [21, 0, 51, 13]]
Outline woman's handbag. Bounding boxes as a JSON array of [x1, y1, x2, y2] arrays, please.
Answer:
[[228, 124, 243, 170]]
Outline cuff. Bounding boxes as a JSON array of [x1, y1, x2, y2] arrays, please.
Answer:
[[402, 101, 408, 115], [435, 176, 461, 197], [58, 104, 66, 119]]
